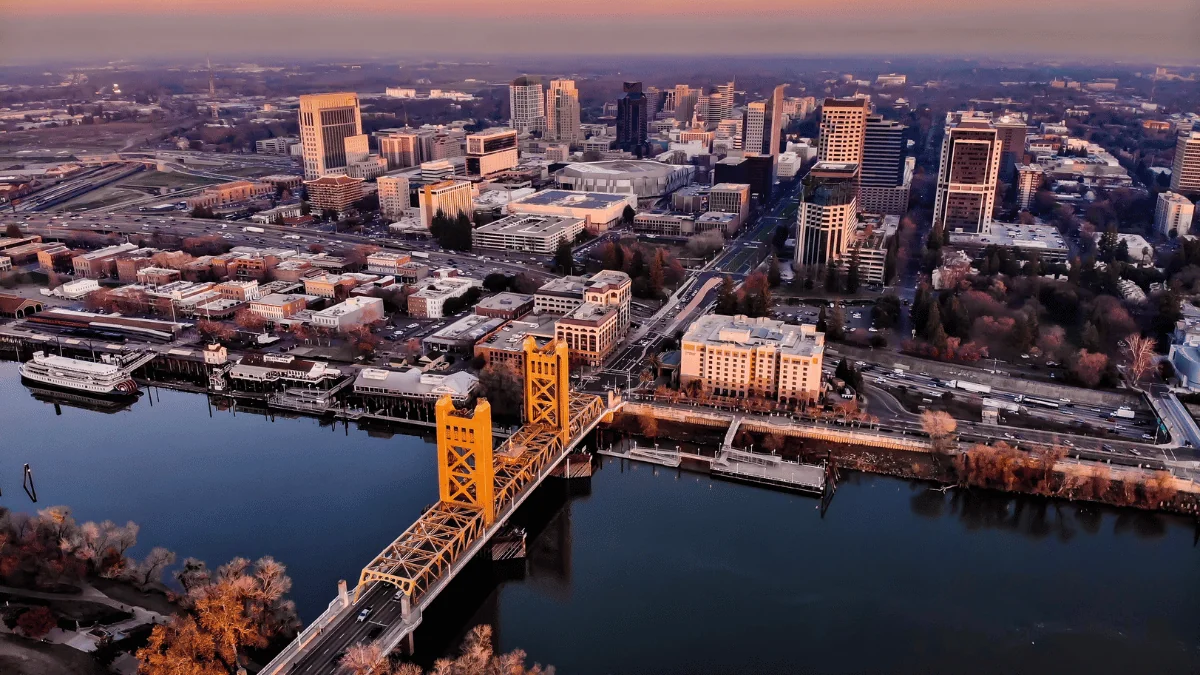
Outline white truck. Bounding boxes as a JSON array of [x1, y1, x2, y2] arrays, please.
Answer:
[[948, 380, 992, 394]]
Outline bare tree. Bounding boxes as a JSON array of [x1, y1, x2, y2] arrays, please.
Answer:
[[1122, 334, 1157, 384]]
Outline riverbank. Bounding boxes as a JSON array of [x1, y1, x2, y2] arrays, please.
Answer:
[[606, 408, 1200, 517]]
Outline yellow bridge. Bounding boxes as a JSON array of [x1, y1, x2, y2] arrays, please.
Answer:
[[265, 337, 610, 673]]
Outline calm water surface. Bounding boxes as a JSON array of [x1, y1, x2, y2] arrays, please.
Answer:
[[1, 362, 1197, 674]]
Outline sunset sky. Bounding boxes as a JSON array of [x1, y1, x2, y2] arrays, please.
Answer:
[[4, 0, 1198, 64]]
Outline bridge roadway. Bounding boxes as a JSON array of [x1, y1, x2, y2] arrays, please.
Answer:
[[272, 389, 611, 674]]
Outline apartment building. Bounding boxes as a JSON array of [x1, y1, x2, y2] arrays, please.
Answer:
[[377, 175, 410, 219], [680, 314, 825, 404], [1173, 131, 1200, 196], [1155, 191, 1195, 236]]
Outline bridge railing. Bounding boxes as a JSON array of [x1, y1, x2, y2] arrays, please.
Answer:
[[259, 593, 351, 675]]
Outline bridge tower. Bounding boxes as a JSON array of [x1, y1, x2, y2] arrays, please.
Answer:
[[523, 337, 570, 446], [435, 396, 496, 525]]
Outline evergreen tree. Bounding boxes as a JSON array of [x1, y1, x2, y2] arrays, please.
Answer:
[[553, 241, 574, 274], [824, 264, 840, 293], [846, 253, 861, 294], [715, 275, 738, 315], [767, 256, 782, 288]]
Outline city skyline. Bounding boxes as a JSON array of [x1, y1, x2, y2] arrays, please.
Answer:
[[4, 0, 1198, 64]]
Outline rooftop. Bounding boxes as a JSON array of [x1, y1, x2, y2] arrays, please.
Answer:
[[475, 214, 584, 239], [476, 292, 534, 312], [683, 314, 825, 358], [509, 189, 631, 210], [428, 314, 507, 342]]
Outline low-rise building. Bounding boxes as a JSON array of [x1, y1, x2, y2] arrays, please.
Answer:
[[534, 275, 589, 315], [422, 313, 507, 355], [680, 314, 825, 404], [136, 266, 183, 288], [474, 314, 557, 370], [303, 273, 377, 299], [36, 245, 74, 272], [215, 280, 261, 302], [475, 292, 534, 320], [186, 180, 273, 209], [71, 243, 139, 279], [505, 189, 634, 232], [310, 296, 385, 330], [365, 251, 412, 276], [473, 214, 585, 254], [229, 353, 343, 391], [407, 275, 480, 318], [633, 210, 696, 237], [249, 293, 311, 320], [352, 367, 478, 406]]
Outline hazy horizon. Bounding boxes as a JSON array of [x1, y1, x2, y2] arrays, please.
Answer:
[[3, 0, 1199, 67]]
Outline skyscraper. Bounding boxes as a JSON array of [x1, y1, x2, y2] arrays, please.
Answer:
[[742, 101, 768, 154], [794, 162, 859, 267], [546, 79, 582, 144], [817, 97, 869, 165], [1015, 164, 1044, 210], [701, 81, 736, 126], [932, 113, 1002, 234], [1172, 131, 1200, 197], [859, 114, 909, 215], [766, 85, 786, 158], [994, 116, 1028, 183], [298, 92, 366, 180], [616, 82, 648, 155], [509, 76, 546, 135]]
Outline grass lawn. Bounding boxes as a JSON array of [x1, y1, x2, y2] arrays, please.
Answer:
[[121, 171, 222, 189]]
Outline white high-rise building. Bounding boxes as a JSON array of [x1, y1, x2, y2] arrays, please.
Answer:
[[298, 92, 367, 180], [1156, 191, 1195, 236], [1172, 131, 1200, 196], [933, 113, 1002, 235], [546, 79, 582, 144], [377, 176, 410, 219], [509, 76, 546, 135]]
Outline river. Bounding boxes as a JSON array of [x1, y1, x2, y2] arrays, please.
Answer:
[[1, 362, 1197, 674]]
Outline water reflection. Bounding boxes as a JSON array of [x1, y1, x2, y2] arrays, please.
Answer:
[[901, 475, 1180, 542]]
